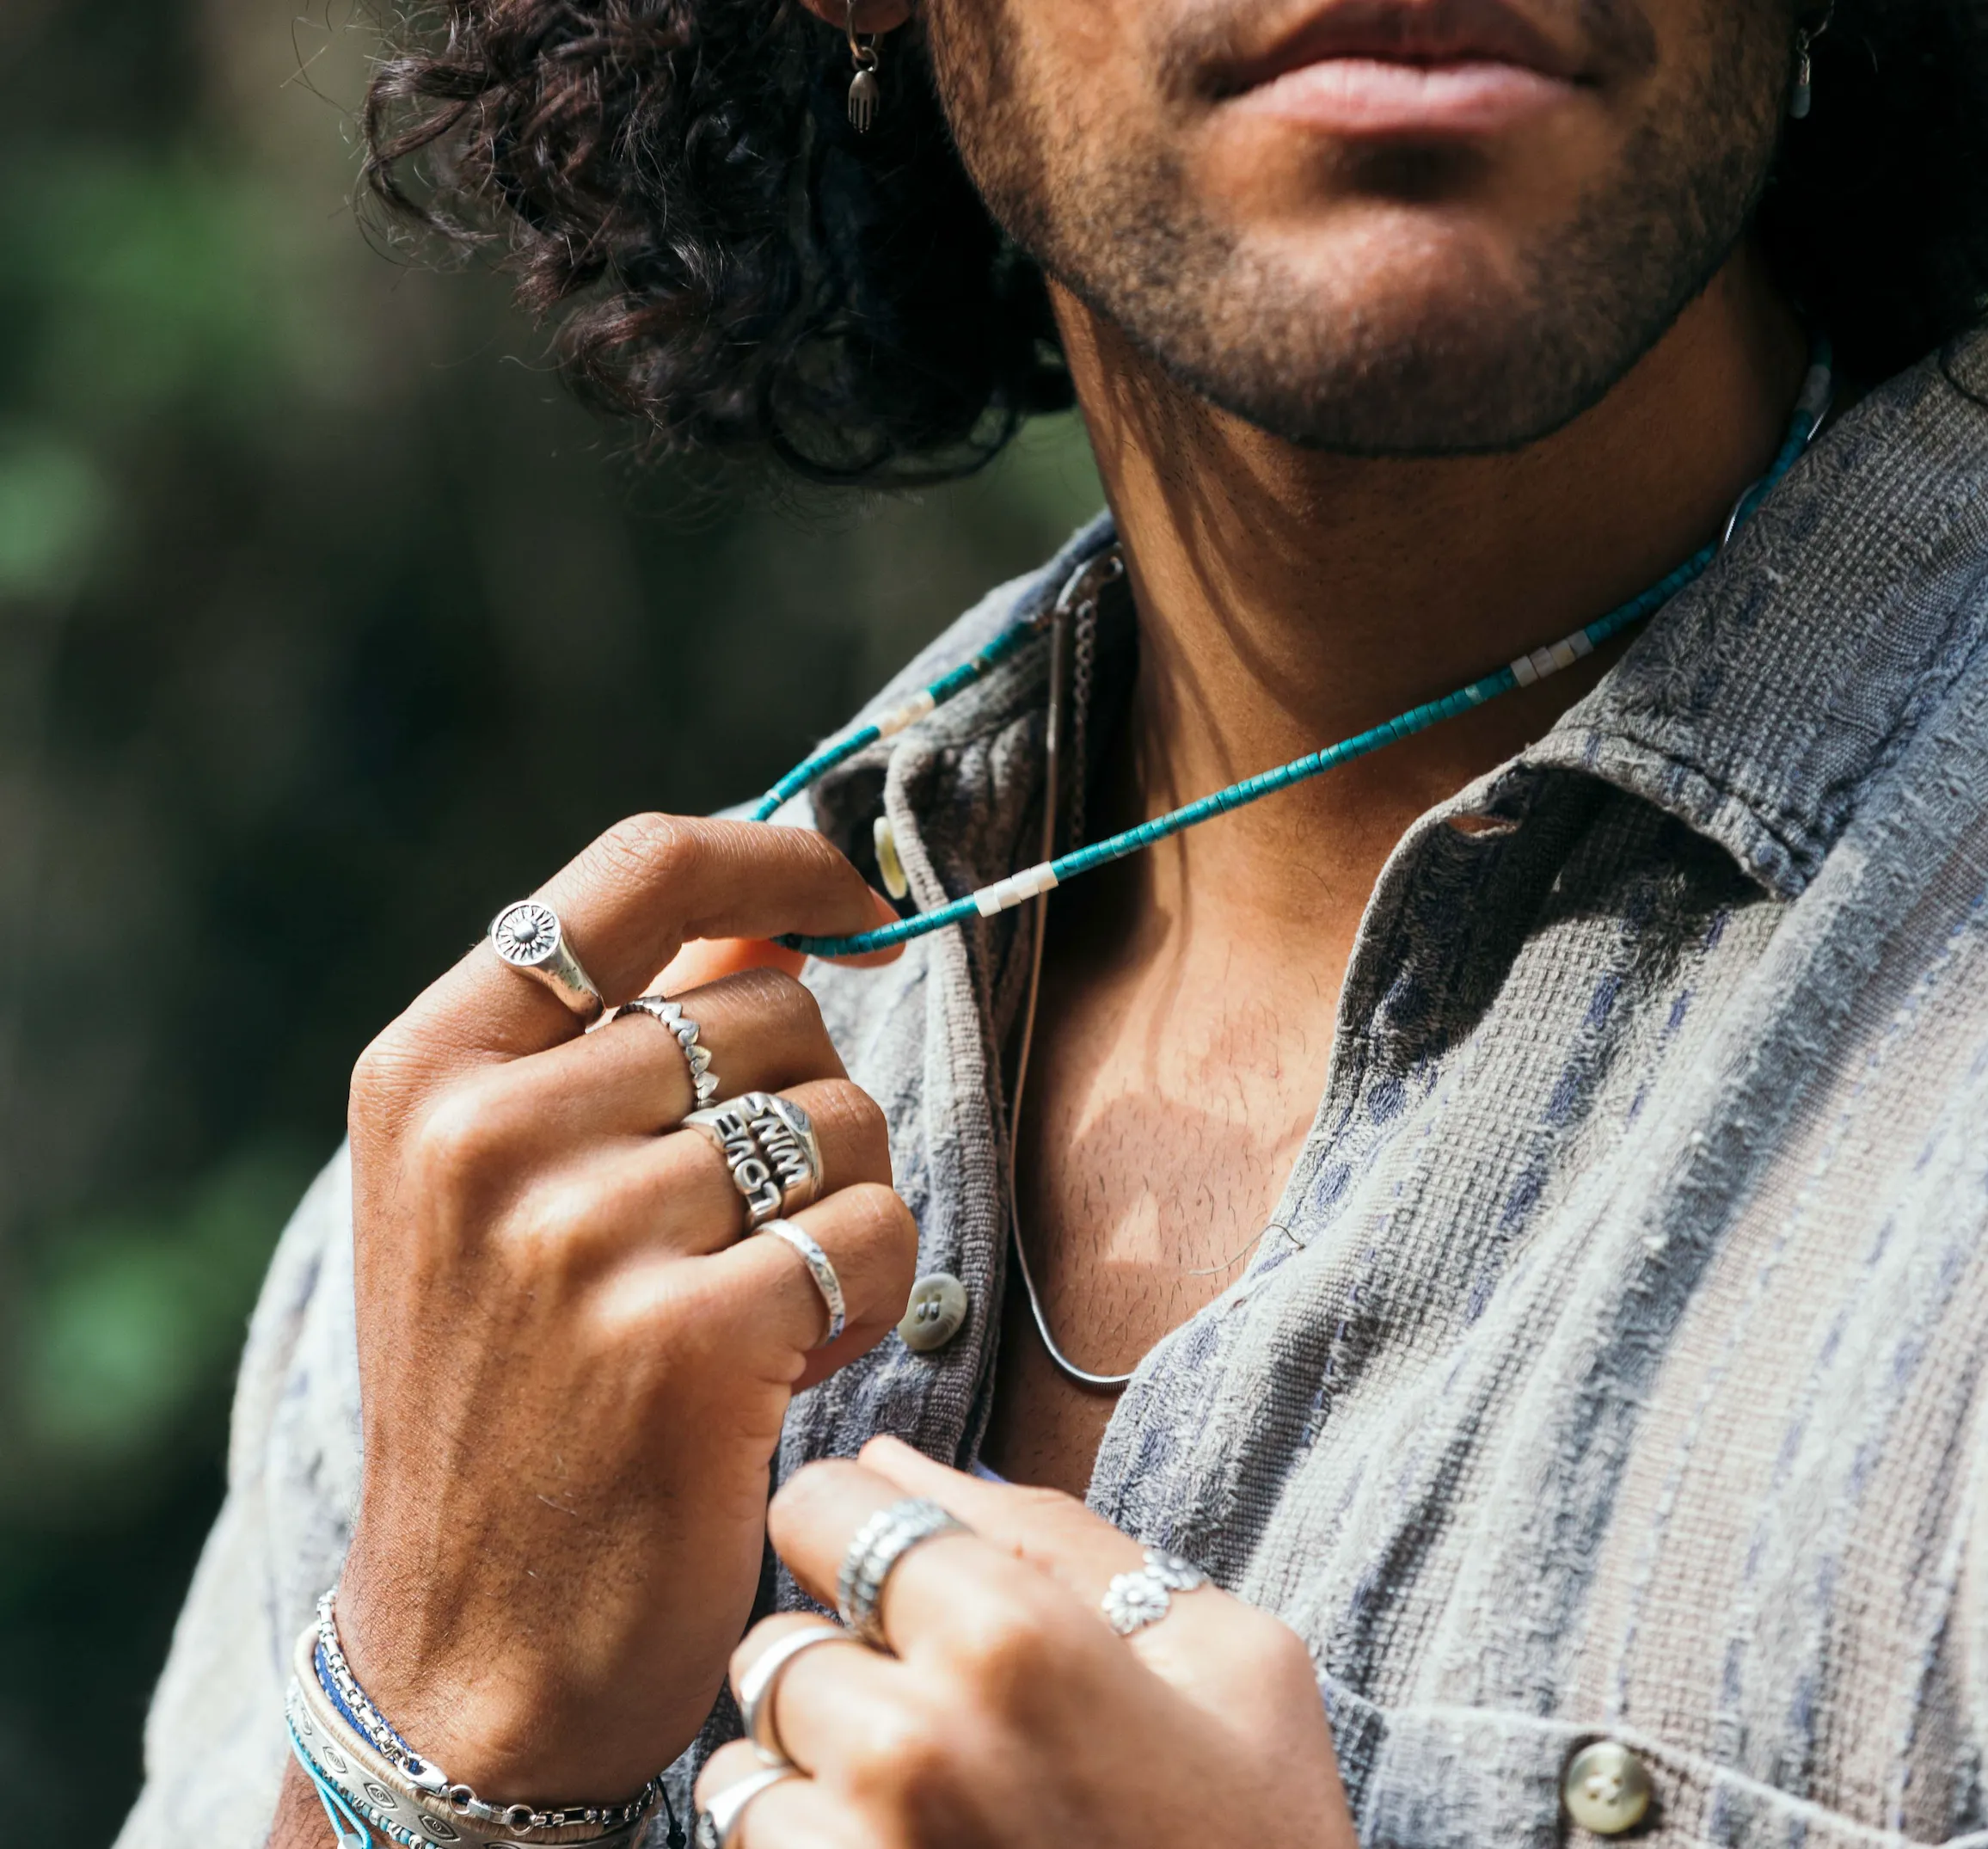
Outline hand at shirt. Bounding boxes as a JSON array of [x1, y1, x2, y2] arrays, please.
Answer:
[[696, 1436, 1355, 1849], [331, 815, 911, 1809]]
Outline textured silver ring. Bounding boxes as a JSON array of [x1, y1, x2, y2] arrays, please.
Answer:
[[694, 1766, 798, 1849], [1100, 1546, 1209, 1637], [683, 1101, 784, 1229], [736, 1624, 853, 1763], [489, 900, 603, 1022], [836, 1497, 968, 1649], [758, 1219, 847, 1348], [615, 995, 720, 1109], [736, 1092, 824, 1215]]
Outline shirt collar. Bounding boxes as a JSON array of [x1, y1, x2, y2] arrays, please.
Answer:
[[809, 342, 1988, 905], [1524, 336, 1988, 897]]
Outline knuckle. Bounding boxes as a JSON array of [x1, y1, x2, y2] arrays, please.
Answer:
[[839, 1182, 918, 1248], [845, 1704, 961, 1807], [506, 1176, 602, 1266], [941, 1584, 1064, 1697], [694, 1742, 764, 1814], [719, 962, 823, 1031], [839, 1084, 892, 1160], [810, 1084, 891, 1176], [408, 1086, 506, 1193], [349, 1026, 424, 1129], [590, 812, 699, 894], [1253, 1612, 1318, 1685]]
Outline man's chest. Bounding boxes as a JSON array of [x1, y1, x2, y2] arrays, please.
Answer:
[[978, 912, 1344, 1495]]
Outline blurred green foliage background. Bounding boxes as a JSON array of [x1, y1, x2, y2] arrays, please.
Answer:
[[0, 2, 1101, 1829]]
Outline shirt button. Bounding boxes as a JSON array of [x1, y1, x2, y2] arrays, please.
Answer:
[[1562, 1742, 1653, 1836], [899, 1273, 969, 1352]]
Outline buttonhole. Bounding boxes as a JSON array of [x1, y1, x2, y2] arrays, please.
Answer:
[[1447, 814, 1520, 838]]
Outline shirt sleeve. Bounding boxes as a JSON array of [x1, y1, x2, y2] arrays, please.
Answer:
[[114, 1147, 365, 1849]]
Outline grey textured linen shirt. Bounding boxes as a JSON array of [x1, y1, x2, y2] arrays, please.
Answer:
[[123, 341, 1988, 1849]]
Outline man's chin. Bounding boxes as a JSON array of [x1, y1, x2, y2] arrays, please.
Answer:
[[1118, 281, 1656, 458]]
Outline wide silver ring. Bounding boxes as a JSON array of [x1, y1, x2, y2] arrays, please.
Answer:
[[694, 1766, 798, 1849], [683, 1101, 785, 1230], [1100, 1546, 1209, 1637], [736, 1092, 823, 1215], [737, 1624, 853, 1763], [836, 1497, 968, 1649], [758, 1219, 847, 1348], [615, 995, 721, 1109], [489, 900, 603, 1021]]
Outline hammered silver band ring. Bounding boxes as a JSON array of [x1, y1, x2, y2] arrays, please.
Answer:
[[836, 1497, 969, 1649], [1099, 1545, 1209, 1637], [693, 1766, 797, 1849], [614, 995, 720, 1109], [758, 1219, 847, 1348], [737, 1624, 853, 1763], [489, 900, 603, 1022]]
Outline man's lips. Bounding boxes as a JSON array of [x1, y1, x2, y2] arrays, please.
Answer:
[[1209, 0, 1591, 138]]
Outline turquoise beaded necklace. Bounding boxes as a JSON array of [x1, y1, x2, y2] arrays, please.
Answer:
[[769, 346, 1835, 962]]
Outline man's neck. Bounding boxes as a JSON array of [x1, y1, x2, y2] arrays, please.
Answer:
[[1053, 247, 1809, 947]]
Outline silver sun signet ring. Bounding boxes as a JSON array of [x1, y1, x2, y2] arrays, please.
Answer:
[[488, 900, 604, 1022]]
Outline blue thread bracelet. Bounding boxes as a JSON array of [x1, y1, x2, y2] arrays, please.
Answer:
[[771, 344, 1834, 961]]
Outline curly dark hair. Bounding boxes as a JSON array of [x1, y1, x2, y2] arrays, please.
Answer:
[[363, 1, 1988, 483]]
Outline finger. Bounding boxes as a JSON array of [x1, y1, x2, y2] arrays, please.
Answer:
[[476, 966, 848, 1145], [857, 1436, 1150, 1595], [856, 1439, 1294, 1720], [688, 1182, 919, 1382], [696, 1746, 872, 1849], [766, 1460, 1101, 1669], [727, 1615, 895, 1772], [404, 819, 904, 1070], [581, 1079, 893, 1257], [652, 935, 807, 996]]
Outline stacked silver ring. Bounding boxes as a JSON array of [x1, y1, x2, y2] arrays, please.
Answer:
[[1099, 1545, 1209, 1636], [684, 1094, 822, 1229], [836, 1497, 968, 1648], [615, 995, 720, 1109], [489, 901, 603, 1022]]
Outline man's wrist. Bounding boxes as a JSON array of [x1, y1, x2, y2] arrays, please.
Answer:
[[273, 1755, 342, 1849], [328, 1562, 709, 1808]]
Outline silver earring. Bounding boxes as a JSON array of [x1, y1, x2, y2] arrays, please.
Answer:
[[1790, 3, 1834, 120], [847, 3, 882, 133]]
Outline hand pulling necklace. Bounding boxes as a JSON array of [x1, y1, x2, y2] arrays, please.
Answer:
[[758, 345, 1836, 1386]]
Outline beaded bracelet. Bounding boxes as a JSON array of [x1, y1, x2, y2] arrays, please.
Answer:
[[293, 1594, 676, 1849]]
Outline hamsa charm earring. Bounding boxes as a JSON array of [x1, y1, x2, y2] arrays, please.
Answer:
[[847, 2, 882, 132]]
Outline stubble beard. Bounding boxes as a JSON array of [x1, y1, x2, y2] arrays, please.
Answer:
[[925, 0, 1792, 455]]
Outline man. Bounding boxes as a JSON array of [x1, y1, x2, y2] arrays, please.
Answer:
[[120, 1, 1988, 1846]]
